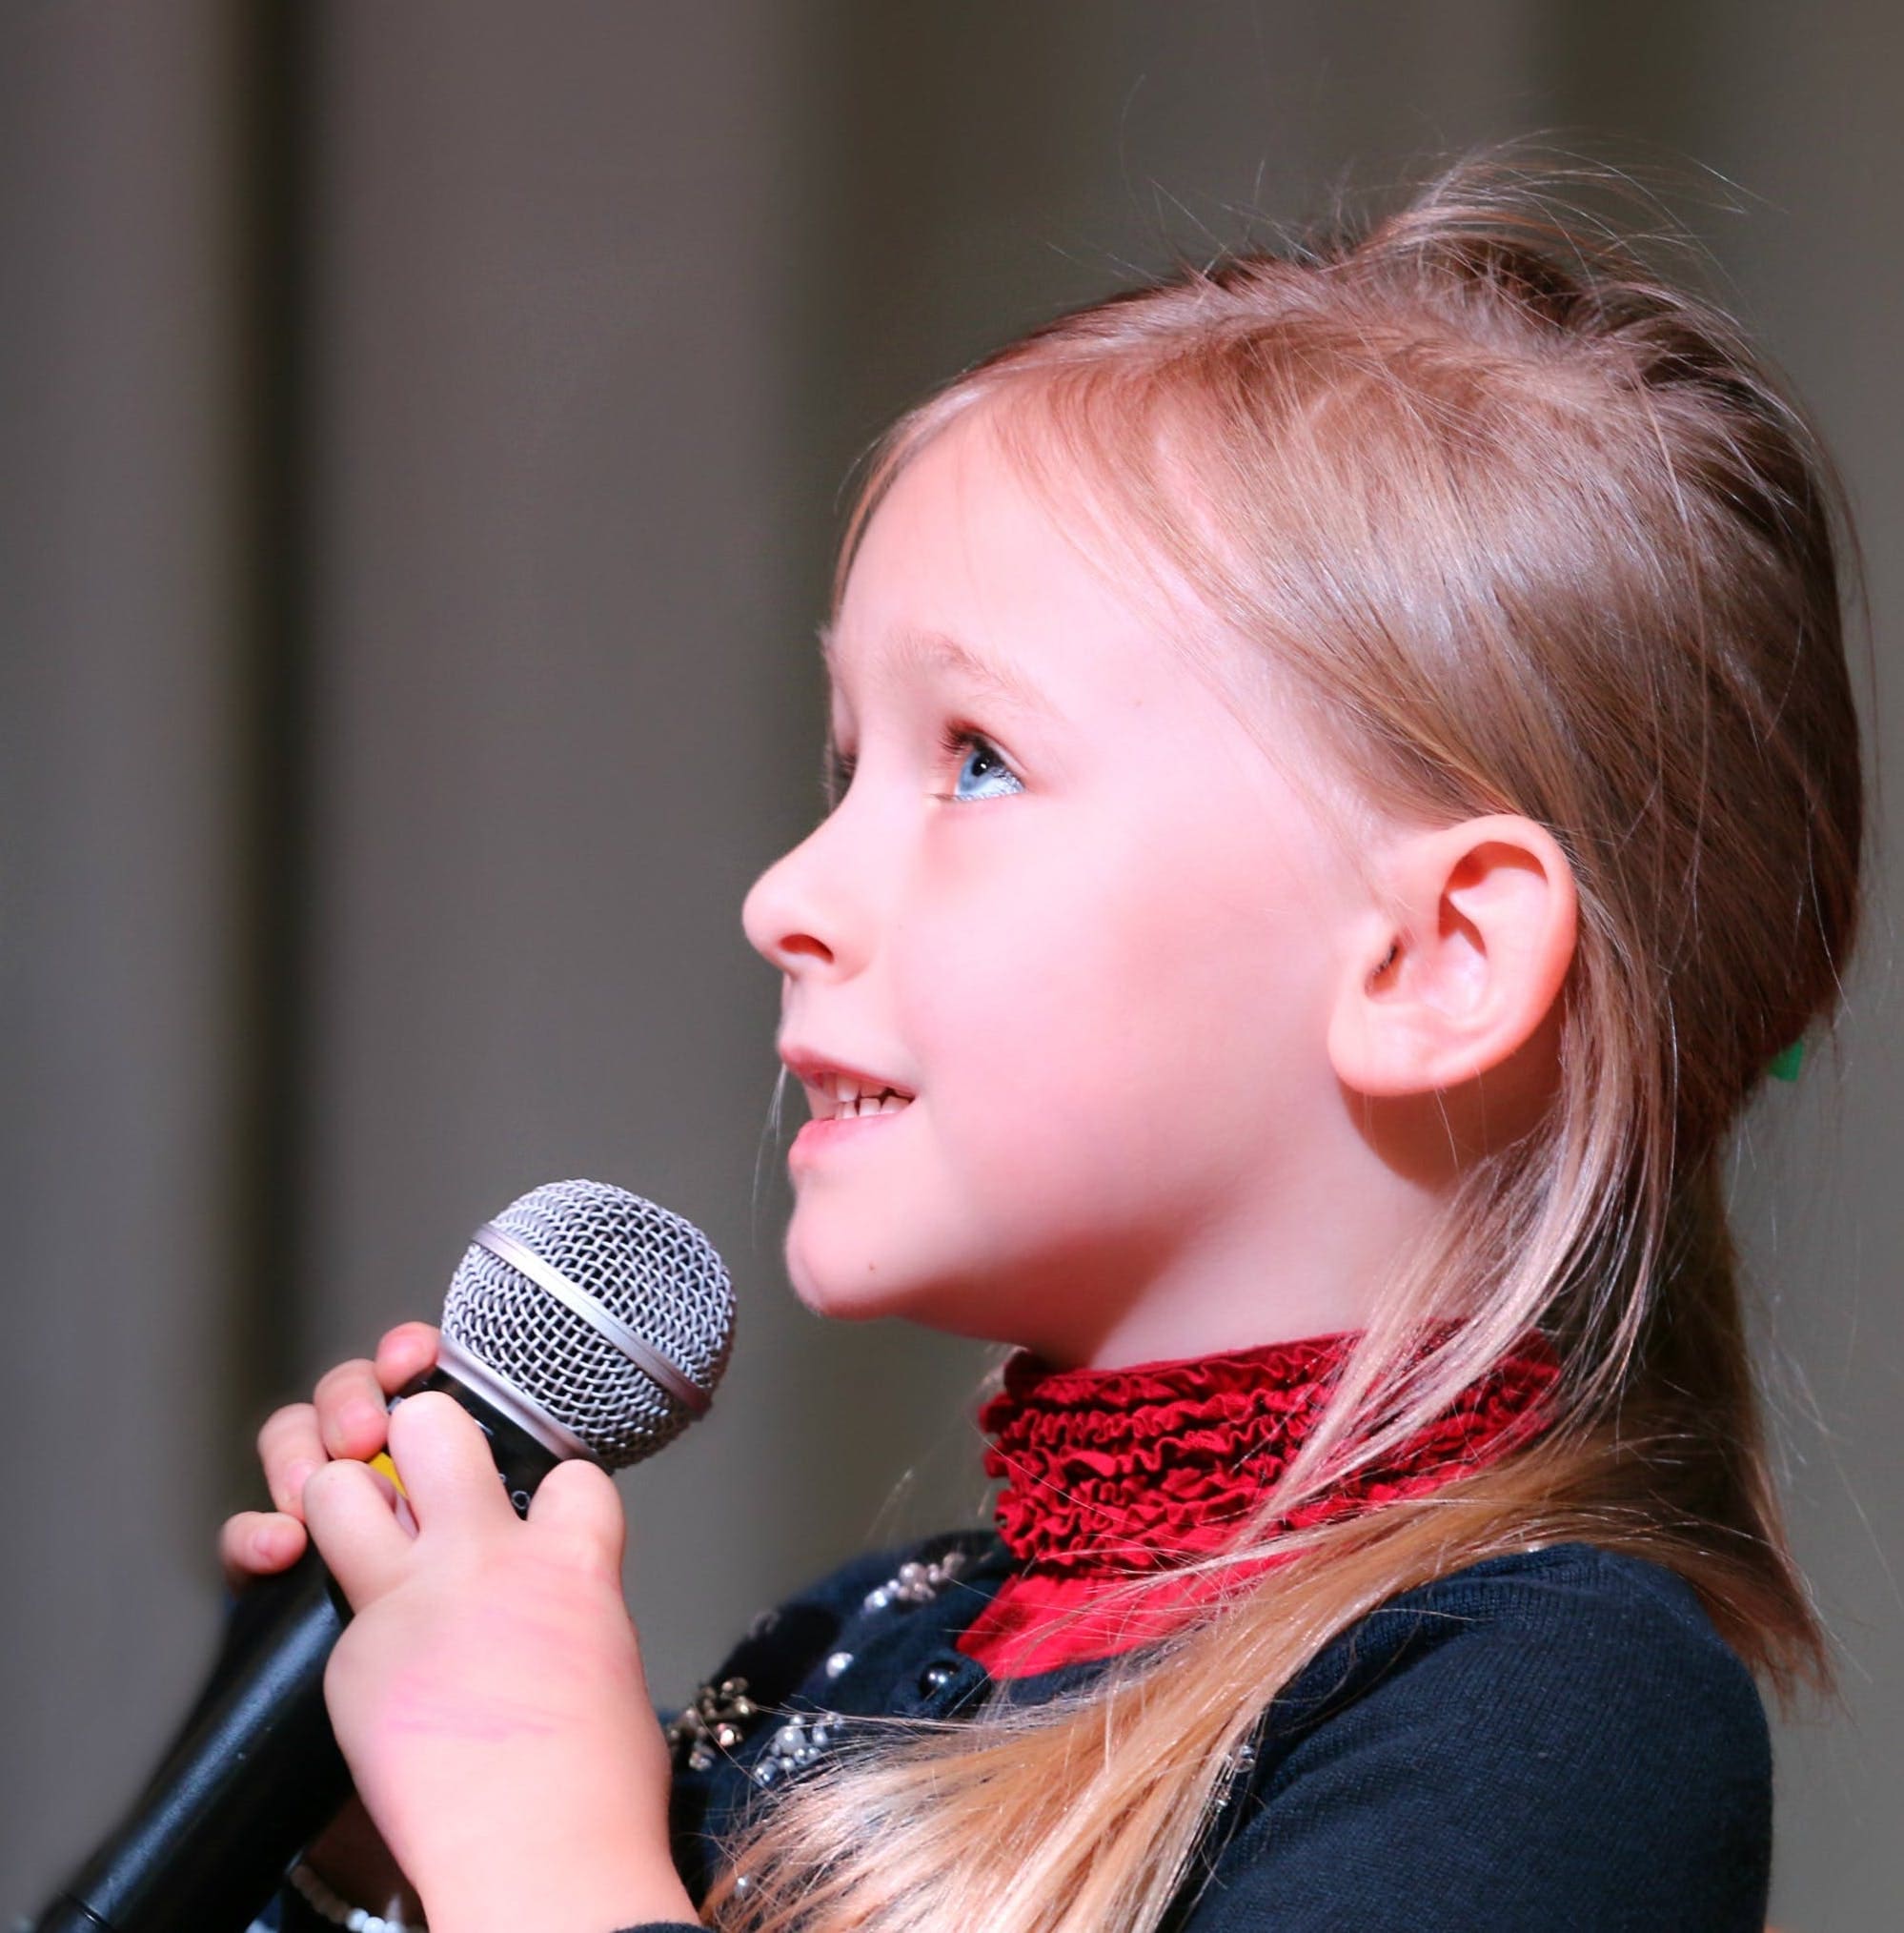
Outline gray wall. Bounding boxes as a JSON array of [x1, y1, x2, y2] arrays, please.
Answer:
[[4, 4, 1897, 1925]]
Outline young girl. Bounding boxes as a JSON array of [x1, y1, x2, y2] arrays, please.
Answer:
[[225, 156, 1865, 1933]]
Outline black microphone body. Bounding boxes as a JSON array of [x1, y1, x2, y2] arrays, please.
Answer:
[[30, 1180, 735, 1933], [33, 1366, 561, 1933]]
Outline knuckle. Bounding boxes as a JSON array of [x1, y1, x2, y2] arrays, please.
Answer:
[[221, 1514, 262, 1569], [274, 1457, 317, 1513], [301, 1459, 354, 1509], [393, 1389, 452, 1434], [314, 1358, 375, 1404], [375, 1324, 439, 1391], [256, 1404, 314, 1458]]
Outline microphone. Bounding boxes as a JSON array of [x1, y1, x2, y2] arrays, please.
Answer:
[[30, 1179, 736, 1933]]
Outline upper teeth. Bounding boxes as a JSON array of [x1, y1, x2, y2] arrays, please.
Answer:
[[827, 1074, 912, 1120]]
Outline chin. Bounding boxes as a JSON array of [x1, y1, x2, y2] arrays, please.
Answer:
[[781, 1234, 995, 1335], [791, 1274, 1038, 1354], [782, 1231, 904, 1323], [786, 1272, 893, 1323]]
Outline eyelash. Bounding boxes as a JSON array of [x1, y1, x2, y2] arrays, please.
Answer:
[[823, 722, 1019, 810]]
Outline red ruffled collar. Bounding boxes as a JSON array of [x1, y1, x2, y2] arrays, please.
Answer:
[[957, 1328, 1560, 1677]]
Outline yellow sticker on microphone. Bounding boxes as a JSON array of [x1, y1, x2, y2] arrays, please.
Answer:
[[368, 1449, 409, 1498]]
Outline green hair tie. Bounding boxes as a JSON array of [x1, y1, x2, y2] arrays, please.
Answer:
[[1767, 1038, 1806, 1083]]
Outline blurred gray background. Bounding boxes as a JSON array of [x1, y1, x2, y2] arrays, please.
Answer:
[[3, 3, 1896, 1925]]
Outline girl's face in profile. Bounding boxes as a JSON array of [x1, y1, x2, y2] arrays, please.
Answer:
[[742, 409, 1373, 1369]]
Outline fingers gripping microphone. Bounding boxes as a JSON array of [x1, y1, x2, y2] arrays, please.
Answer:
[[32, 1180, 736, 1933]]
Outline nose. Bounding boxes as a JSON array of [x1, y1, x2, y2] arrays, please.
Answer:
[[741, 816, 857, 978]]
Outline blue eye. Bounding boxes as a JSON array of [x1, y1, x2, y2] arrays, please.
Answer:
[[820, 724, 1023, 810], [938, 722, 1023, 804]]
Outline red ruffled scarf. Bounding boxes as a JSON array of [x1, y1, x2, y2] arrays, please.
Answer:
[[956, 1328, 1561, 1678]]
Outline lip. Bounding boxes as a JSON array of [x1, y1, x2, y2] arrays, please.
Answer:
[[779, 1042, 918, 1107], [788, 1105, 911, 1173]]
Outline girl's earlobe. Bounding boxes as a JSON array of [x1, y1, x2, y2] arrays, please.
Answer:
[[1327, 815, 1578, 1101]]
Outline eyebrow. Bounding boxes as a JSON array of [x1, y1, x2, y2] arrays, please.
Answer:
[[819, 621, 1058, 720]]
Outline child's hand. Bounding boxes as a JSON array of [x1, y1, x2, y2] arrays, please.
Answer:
[[218, 1322, 440, 1919], [218, 1319, 441, 1591], [300, 1389, 695, 1932]]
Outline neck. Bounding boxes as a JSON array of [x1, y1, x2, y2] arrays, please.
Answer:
[[1030, 1137, 1449, 1372]]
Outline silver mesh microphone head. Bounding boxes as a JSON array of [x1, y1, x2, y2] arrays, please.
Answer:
[[438, 1179, 735, 1470]]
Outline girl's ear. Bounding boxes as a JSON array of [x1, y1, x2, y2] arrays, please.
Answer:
[[1326, 814, 1578, 1097]]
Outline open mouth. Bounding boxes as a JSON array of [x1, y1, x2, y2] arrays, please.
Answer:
[[814, 1075, 915, 1122], [780, 1047, 919, 1123]]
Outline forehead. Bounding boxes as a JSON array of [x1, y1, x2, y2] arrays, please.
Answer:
[[820, 621, 1059, 719], [822, 410, 1375, 848], [821, 414, 1204, 722]]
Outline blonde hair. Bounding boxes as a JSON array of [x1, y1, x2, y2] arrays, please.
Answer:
[[711, 156, 1867, 1933]]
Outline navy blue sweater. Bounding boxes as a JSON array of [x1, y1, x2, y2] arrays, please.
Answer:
[[651, 1529, 1769, 1931], [263, 1528, 1772, 1932]]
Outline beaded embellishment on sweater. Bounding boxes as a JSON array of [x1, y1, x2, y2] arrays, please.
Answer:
[[750, 1709, 848, 1786], [862, 1547, 968, 1611], [667, 1677, 763, 1772], [668, 1546, 971, 1775]]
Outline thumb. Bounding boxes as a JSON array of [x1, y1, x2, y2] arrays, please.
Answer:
[[527, 1457, 627, 1577]]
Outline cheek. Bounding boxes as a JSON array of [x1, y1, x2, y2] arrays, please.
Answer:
[[898, 822, 1327, 1202]]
